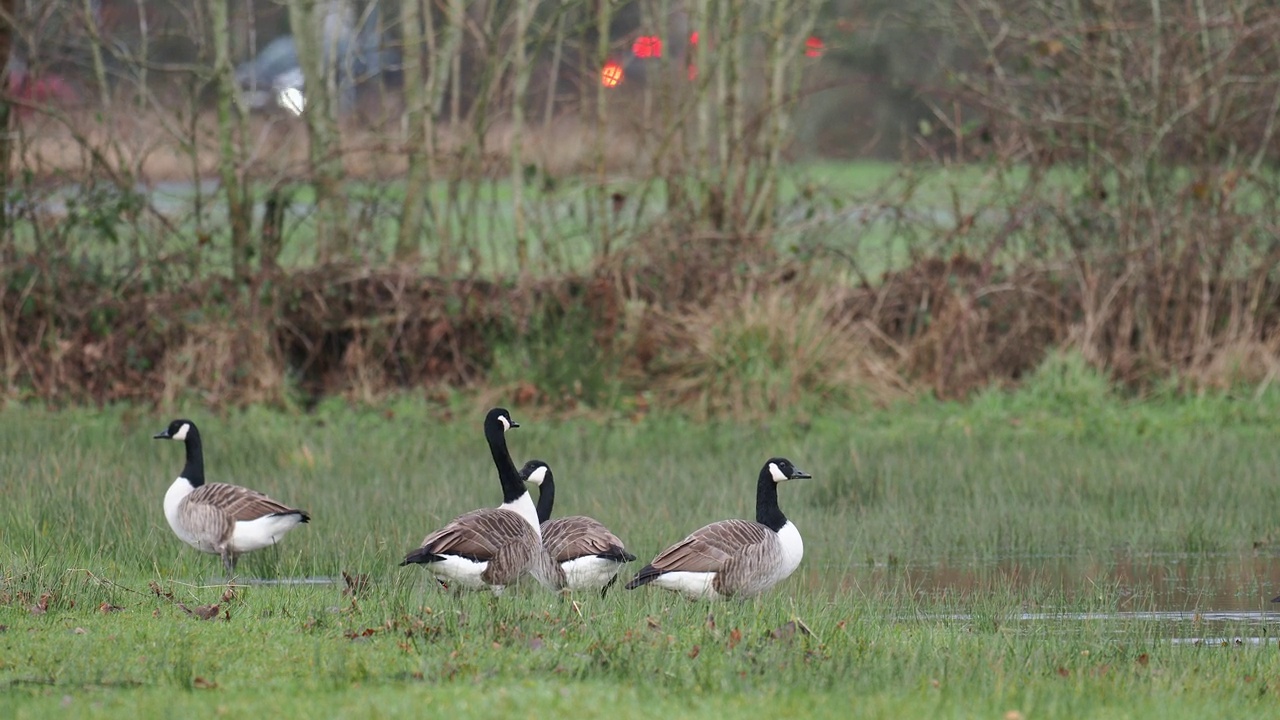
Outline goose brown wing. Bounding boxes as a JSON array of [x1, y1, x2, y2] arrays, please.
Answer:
[[542, 516, 632, 563], [482, 533, 544, 587], [417, 508, 534, 563], [187, 482, 300, 522], [646, 519, 771, 573], [178, 500, 236, 544], [712, 537, 787, 598]]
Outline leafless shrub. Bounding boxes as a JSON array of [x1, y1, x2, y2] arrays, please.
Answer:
[[836, 0, 1280, 395]]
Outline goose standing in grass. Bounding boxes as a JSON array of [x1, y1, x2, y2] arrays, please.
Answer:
[[153, 419, 310, 577], [401, 408, 554, 595], [521, 459, 636, 598], [625, 457, 811, 601]]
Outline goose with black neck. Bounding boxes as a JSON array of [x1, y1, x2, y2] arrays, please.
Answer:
[[153, 418, 310, 578], [401, 407, 555, 594], [523, 459, 636, 598], [625, 457, 811, 601]]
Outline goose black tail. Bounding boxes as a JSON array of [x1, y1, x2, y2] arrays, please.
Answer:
[[401, 547, 445, 567], [271, 509, 310, 523], [599, 546, 638, 564], [624, 564, 661, 590]]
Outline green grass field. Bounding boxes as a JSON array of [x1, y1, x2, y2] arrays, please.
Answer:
[[4, 389, 1280, 717]]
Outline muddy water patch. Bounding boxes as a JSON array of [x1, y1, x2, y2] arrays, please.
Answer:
[[840, 551, 1280, 612]]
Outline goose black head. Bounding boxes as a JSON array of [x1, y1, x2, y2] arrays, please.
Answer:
[[765, 457, 811, 483], [519, 459, 551, 486], [154, 419, 196, 442], [485, 407, 520, 433]]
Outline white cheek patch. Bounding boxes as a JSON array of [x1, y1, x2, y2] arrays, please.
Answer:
[[172, 423, 191, 441], [526, 465, 548, 486], [499, 416, 511, 431], [762, 461, 793, 479]]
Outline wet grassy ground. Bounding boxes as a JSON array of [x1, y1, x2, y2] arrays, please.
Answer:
[[3, 391, 1280, 717]]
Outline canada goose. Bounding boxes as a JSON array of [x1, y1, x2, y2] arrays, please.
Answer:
[[153, 419, 310, 577], [521, 459, 636, 598], [401, 408, 554, 595], [625, 457, 811, 600]]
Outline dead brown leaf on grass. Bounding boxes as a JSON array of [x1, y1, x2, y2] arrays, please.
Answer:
[[98, 602, 124, 614], [177, 603, 221, 621], [768, 618, 815, 642], [147, 581, 174, 601], [728, 628, 742, 649], [29, 593, 51, 616], [192, 677, 218, 690], [342, 571, 371, 598]]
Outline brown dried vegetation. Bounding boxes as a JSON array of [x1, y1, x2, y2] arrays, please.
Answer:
[[3, 2, 1280, 411]]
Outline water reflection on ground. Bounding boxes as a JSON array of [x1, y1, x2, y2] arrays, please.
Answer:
[[843, 551, 1280, 612], [832, 552, 1280, 645], [246, 576, 339, 586]]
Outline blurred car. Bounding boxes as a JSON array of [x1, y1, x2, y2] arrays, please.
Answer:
[[234, 5, 397, 116], [5, 55, 79, 117]]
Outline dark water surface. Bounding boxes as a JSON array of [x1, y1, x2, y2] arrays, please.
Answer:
[[833, 552, 1280, 609], [244, 553, 1280, 642], [830, 551, 1280, 644]]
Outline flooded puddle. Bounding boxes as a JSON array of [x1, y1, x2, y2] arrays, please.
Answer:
[[837, 551, 1280, 645], [846, 551, 1280, 611], [240, 576, 340, 586]]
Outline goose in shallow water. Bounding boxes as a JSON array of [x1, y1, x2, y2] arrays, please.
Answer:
[[625, 457, 810, 601], [153, 419, 310, 577], [400, 408, 555, 595], [521, 459, 636, 598]]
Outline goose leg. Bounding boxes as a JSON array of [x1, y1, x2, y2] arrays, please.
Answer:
[[600, 574, 619, 600], [221, 548, 237, 579]]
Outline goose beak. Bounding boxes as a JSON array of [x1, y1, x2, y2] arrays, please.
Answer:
[[153, 429, 171, 440], [509, 420, 520, 429], [790, 467, 812, 480]]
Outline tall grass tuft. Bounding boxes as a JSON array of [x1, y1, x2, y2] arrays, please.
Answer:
[[645, 285, 908, 419]]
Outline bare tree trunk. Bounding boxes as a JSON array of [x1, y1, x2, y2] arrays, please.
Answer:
[[542, 7, 567, 129], [396, 0, 427, 261], [210, 0, 254, 283], [592, 0, 613, 256], [0, 0, 14, 252], [428, 0, 465, 275], [288, 0, 350, 262], [134, 0, 149, 110], [510, 0, 537, 271], [691, 0, 710, 166], [83, 0, 111, 109], [745, 0, 818, 231], [720, 0, 746, 228]]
